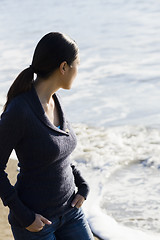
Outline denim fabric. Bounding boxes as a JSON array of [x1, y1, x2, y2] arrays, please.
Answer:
[[11, 207, 94, 240]]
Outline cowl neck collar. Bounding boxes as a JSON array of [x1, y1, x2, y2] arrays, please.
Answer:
[[23, 85, 69, 135]]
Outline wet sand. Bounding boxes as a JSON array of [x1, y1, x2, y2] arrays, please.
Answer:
[[0, 159, 100, 240]]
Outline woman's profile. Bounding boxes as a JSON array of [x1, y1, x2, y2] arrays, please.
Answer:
[[0, 32, 94, 240]]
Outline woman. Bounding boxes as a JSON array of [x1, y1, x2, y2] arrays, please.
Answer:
[[0, 32, 94, 240]]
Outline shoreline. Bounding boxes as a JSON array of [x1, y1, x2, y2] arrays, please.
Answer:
[[0, 158, 100, 240]]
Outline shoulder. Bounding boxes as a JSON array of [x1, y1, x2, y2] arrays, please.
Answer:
[[1, 93, 28, 121], [8, 94, 26, 112]]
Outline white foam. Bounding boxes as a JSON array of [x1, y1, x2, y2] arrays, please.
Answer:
[[81, 167, 160, 240], [85, 204, 160, 240], [71, 123, 160, 239]]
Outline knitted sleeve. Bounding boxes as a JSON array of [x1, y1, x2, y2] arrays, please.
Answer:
[[71, 164, 90, 199], [0, 99, 35, 227]]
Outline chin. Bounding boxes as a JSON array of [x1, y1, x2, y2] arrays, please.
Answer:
[[63, 85, 72, 90]]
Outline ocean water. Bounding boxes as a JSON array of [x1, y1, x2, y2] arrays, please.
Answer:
[[0, 0, 160, 239]]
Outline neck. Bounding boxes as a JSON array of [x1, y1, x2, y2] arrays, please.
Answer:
[[34, 77, 60, 104]]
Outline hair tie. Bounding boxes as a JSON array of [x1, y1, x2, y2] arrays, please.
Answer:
[[29, 65, 35, 73]]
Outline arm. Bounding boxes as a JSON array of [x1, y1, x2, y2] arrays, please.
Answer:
[[71, 164, 90, 200], [0, 100, 35, 227]]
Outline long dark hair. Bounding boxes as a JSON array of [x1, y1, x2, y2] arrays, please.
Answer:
[[3, 32, 78, 111]]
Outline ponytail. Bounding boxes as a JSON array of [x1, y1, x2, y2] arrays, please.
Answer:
[[3, 66, 34, 112], [3, 32, 79, 112]]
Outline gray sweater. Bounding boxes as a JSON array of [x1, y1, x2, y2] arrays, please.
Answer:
[[0, 86, 89, 228]]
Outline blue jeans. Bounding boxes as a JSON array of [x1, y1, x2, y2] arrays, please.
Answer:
[[11, 207, 94, 240]]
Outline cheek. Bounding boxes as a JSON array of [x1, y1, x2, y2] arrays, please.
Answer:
[[73, 67, 78, 78]]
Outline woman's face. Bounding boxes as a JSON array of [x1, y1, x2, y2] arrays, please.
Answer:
[[62, 56, 80, 89]]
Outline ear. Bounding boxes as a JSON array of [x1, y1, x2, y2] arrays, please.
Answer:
[[59, 61, 67, 75]]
